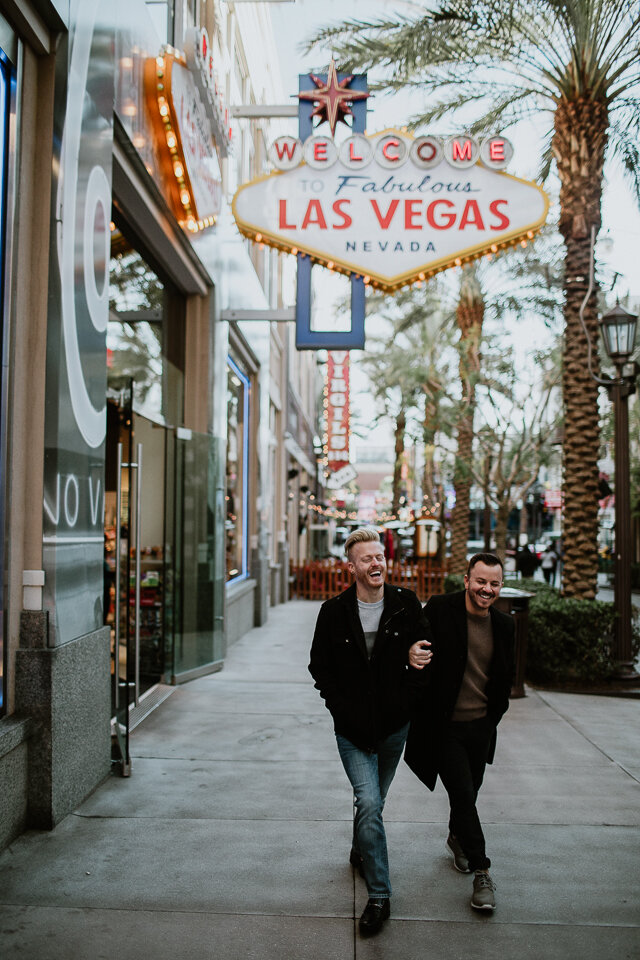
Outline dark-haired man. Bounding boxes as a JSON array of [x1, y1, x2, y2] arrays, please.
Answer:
[[405, 553, 515, 911], [309, 526, 432, 936]]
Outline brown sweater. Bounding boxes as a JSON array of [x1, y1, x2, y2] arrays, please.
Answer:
[[451, 612, 494, 721]]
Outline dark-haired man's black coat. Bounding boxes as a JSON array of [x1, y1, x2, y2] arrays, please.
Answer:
[[404, 589, 515, 789], [309, 582, 432, 753]]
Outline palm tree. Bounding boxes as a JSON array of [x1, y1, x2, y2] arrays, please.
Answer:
[[449, 265, 484, 573], [308, 0, 640, 597], [364, 268, 491, 575], [362, 245, 561, 573], [357, 330, 421, 515], [413, 252, 558, 575], [359, 284, 456, 521], [476, 347, 562, 557], [452, 238, 564, 568], [371, 287, 455, 508], [448, 261, 531, 573]]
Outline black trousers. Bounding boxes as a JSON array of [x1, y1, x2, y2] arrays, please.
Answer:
[[438, 716, 494, 872]]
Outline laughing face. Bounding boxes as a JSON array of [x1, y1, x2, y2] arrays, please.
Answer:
[[348, 540, 387, 600], [464, 560, 503, 616]]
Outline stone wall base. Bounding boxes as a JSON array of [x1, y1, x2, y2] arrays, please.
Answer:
[[15, 625, 111, 830], [0, 717, 31, 850], [225, 579, 256, 648]]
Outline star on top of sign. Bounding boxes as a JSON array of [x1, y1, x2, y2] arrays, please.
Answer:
[[297, 59, 370, 136]]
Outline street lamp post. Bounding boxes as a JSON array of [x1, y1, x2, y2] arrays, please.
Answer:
[[577, 228, 640, 680], [598, 303, 639, 679]]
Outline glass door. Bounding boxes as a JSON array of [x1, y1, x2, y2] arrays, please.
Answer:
[[171, 429, 225, 678], [106, 378, 135, 775], [106, 381, 167, 774], [133, 411, 166, 689], [107, 216, 178, 768]]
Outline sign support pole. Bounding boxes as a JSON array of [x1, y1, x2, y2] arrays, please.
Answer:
[[295, 73, 367, 350]]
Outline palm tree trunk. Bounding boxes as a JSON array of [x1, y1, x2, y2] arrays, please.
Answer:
[[422, 423, 436, 508], [450, 268, 484, 574], [436, 480, 446, 565], [392, 408, 406, 516], [450, 413, 473, 573], [554, 97, 608, 598], [560, 238, 601, 598]]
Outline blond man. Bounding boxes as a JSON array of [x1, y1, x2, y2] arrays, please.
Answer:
[[309, 527, 433, 936]]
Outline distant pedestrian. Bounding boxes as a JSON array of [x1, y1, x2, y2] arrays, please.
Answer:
[[405, 553, 515, 912], [309, 526, 433, 936], [540, 545, 557, 584], [516, 544, 539, 579]]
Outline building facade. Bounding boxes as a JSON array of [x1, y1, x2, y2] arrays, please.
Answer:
[[0, 0, 323, 850]]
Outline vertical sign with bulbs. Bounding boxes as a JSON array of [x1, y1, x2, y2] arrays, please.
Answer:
[[325, 351, 355, 487]]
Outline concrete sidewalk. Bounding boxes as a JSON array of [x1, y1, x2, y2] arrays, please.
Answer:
[[1, 600, 639, 959]]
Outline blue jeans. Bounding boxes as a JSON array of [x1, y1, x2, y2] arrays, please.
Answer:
[[336, 724, 409, 899]]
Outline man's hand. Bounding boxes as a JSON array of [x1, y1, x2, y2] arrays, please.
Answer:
[[408, 640, 432, 670]]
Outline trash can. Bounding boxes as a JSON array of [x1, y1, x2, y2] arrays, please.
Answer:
[[494, 587, 534, 698]]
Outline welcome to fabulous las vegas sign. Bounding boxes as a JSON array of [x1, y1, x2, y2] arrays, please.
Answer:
[[232, 129, 549, 292]]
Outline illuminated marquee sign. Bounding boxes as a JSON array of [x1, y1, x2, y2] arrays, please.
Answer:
[[325, 351, 351, 479], [232, 130, 549, 292], [183, 28, 233, 157], [145, 46, 223, 232]]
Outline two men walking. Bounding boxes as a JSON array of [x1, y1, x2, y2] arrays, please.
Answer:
[[309, 528, 514, 936]]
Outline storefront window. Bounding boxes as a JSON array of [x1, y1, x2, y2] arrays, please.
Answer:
[[108, 237, 184, 427], [171, 430, 225, 676], [108, 244, 164, 417], [226, 356, 249, 582], [107, 224, 187, 725]]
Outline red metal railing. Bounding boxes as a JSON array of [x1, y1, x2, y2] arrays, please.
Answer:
[[289, 557, 447, 603]]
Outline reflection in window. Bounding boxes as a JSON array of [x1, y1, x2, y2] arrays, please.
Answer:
[[107, 319, 164, 415], [226, 357, 249, 582], [109, 243, 165, 422]]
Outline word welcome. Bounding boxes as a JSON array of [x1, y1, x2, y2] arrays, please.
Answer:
[[270, 133, 514, 172]]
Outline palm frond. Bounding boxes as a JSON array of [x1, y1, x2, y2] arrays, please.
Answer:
[[304, 0, 640, 105], [606, 123, 640, 204], [537, 130, 556, 183]]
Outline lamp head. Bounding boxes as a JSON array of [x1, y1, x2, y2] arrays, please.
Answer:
[[599, 302, 638, 363]]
